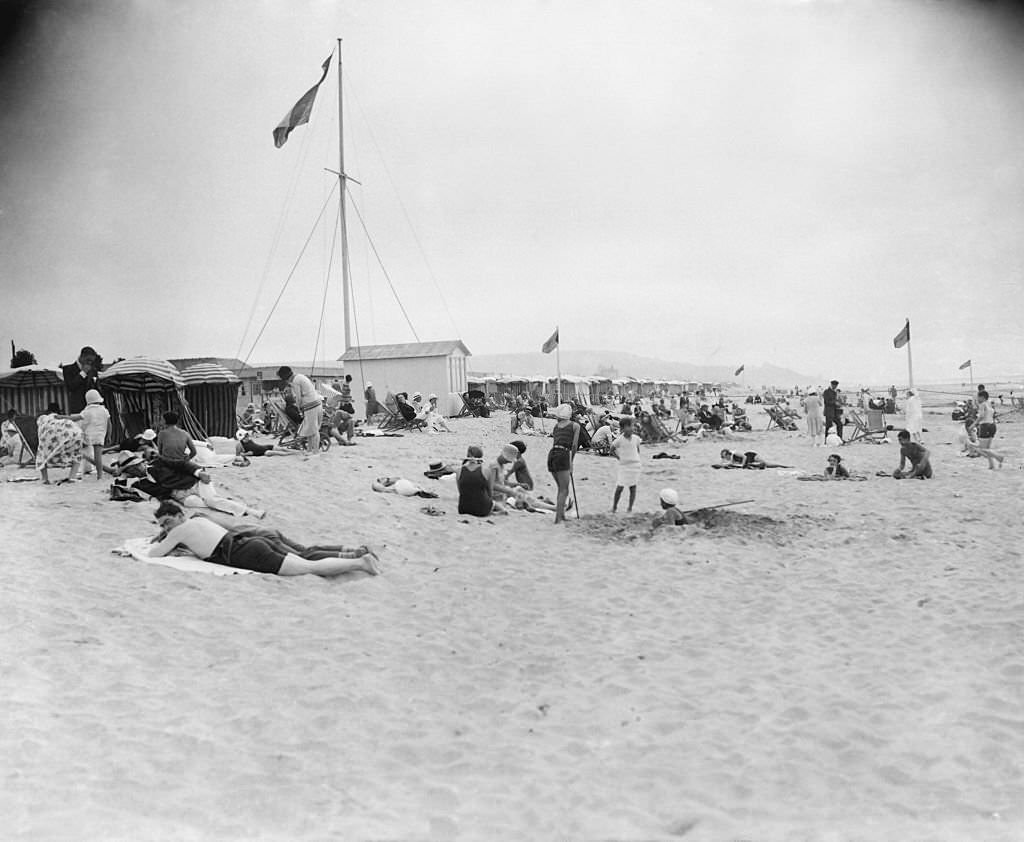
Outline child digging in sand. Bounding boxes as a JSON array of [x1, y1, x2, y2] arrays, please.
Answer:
[[652, 487, 686, 527]]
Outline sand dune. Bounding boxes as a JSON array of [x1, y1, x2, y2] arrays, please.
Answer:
[[2, 404, 1022, 840]]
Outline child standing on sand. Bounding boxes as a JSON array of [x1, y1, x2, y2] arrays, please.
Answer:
[[77, 389, 110, 481], [611, 416, 642, 513]]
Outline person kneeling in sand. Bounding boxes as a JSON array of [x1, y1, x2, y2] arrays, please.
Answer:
[[149, 500, 380, 576], [893, 429, 932, 479]]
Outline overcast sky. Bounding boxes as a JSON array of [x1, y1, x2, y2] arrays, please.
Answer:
[[1, 0, 1021, 384]]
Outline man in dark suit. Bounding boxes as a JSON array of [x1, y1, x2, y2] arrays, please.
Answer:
[[823, 379, 843, 441], [62, 346, 99, 413]]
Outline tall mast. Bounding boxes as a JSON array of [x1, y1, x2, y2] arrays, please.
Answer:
[[337, 38, 352, 352]]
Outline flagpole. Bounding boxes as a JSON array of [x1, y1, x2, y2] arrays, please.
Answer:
[[337, 38, 352, 352], [904, 318, 914, 390], [969, 362, 974, 388], [555, 326, 562, 405]]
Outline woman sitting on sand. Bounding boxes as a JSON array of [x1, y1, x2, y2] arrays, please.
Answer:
[[457, 445, 498, 517], [148, 500, 380, 577], [713, 449, 792, 470]]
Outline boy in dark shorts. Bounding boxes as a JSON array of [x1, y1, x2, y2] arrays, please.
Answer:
[[894, 430, 932, 479]]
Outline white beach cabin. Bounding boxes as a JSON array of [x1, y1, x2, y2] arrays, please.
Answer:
[[339, 340, 471, 417]]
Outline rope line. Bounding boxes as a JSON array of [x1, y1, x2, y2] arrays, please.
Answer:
[[348, 193, 420, 342], [312, 201, 342, 374], [239, 181, 340, 370]]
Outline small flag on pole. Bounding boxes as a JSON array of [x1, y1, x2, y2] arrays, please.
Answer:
[[541, 328, 559, 354], [734, 365, 744, 377], [273, 55, 332, 149], [893, 320, 911, 349], [959, 359, 972, 370]]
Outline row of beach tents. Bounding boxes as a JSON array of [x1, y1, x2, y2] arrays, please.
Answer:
[[0, 358, 242, 444], [468, 373, 721, 405]]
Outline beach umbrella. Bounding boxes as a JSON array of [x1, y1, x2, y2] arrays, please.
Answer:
[[98, 356, 185, 392], [0, 365, 64, 388], [180, 362, 241, 385]]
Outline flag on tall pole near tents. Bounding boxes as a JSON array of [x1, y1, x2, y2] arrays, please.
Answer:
[[273, 55, 332, 148], [734, 365, 744, 377], [893, 319, 911, 349], [959, 359, 972, 370], [541, 328, 559, 354]]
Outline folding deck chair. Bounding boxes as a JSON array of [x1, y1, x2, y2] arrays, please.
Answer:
[[2, 415, 36, 466], [459, 390, 490, 418], [267, 402, 332, 451], [843, 408, 889, 444], [764, 405, 798, 431]]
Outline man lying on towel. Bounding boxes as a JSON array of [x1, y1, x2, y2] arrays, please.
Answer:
[[148, 500, 381, 577]]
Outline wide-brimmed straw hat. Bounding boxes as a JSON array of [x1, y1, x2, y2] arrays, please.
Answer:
[[139, 429, 157, 441], [423, 460, 454, 479]]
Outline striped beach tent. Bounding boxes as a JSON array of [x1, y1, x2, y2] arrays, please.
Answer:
[[0, 366, 67, 418], [98, 356, 200, 441], [181, 363, 242, 437]]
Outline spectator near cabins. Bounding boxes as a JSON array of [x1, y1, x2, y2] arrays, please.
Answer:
[[62, 346, 100, 413], [278, 366, 323, 455], [822, 380, 844, 441]]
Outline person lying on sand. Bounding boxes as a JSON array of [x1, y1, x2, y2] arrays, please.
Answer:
[[713, 449, 792, 470], [797, 453, 867, 481], [372, 476, 438, 498], [893, 429, 932, 479], [115, 452, 266, 517], [234, 429, 299, 458], [148, 500, 380, 577]]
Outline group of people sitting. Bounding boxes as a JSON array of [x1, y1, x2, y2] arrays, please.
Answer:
[[455, 439, 562, 517], [394, 391, 451, 432]]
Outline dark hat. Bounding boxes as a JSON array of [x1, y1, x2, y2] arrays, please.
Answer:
[[423, 461, 454, 479]]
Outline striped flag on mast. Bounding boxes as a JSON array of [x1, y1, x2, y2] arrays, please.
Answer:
[[541, 328, 559, 354], [734, 364, 745, 377], [893, 319, 911, 349], [273, 55, 332, 148], [958, 359, 972, 370]]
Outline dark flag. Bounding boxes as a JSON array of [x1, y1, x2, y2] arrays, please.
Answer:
[[958, 359, 971, 370], [273, 55, 332, 149], [541, 328, 559, 354], [893, 320, 911, 349], [734, 364, 744, 377]]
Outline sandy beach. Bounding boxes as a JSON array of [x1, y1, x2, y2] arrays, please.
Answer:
[[2, 404, 1022, 841]]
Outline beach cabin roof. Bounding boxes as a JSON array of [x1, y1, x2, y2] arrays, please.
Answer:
[[169, 357, 248, 374], [339, 340, 470, 362]]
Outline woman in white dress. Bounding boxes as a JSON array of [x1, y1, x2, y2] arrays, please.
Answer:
[[802, 390, 825, 446]]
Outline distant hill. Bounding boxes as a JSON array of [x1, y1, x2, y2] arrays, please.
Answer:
[[469, 350, 821, 388]]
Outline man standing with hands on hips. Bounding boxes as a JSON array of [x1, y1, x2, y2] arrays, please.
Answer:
[[277, 366, 323, 456]]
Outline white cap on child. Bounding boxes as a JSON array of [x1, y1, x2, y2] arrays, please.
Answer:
[[659, 488, 679, 506]]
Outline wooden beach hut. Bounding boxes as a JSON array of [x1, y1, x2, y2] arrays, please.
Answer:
[[179, 363, 242, 438], [339, 340, 471, 417]]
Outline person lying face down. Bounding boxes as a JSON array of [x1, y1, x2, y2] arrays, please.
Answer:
[[714, 449, 792, 470], [148, 500, 380, 577]]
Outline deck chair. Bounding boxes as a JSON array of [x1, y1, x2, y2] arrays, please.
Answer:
[[764, 405, 798, 431], [379, 403, 425, 432], [459, 390, 490, 418], [843, 409, 889, 444], [1, 415, 36, 466], [267, 402, 331, 451]]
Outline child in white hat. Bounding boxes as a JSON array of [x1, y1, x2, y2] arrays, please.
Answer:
[[652, 487, 685, 528], [78, 389, 111, 481]]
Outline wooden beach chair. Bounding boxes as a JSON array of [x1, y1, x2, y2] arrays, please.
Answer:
[[764, 405, 798, 431], [267, 402, 332, 451], [843, 409, 889, 444], [459, 390, 490, 418]]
